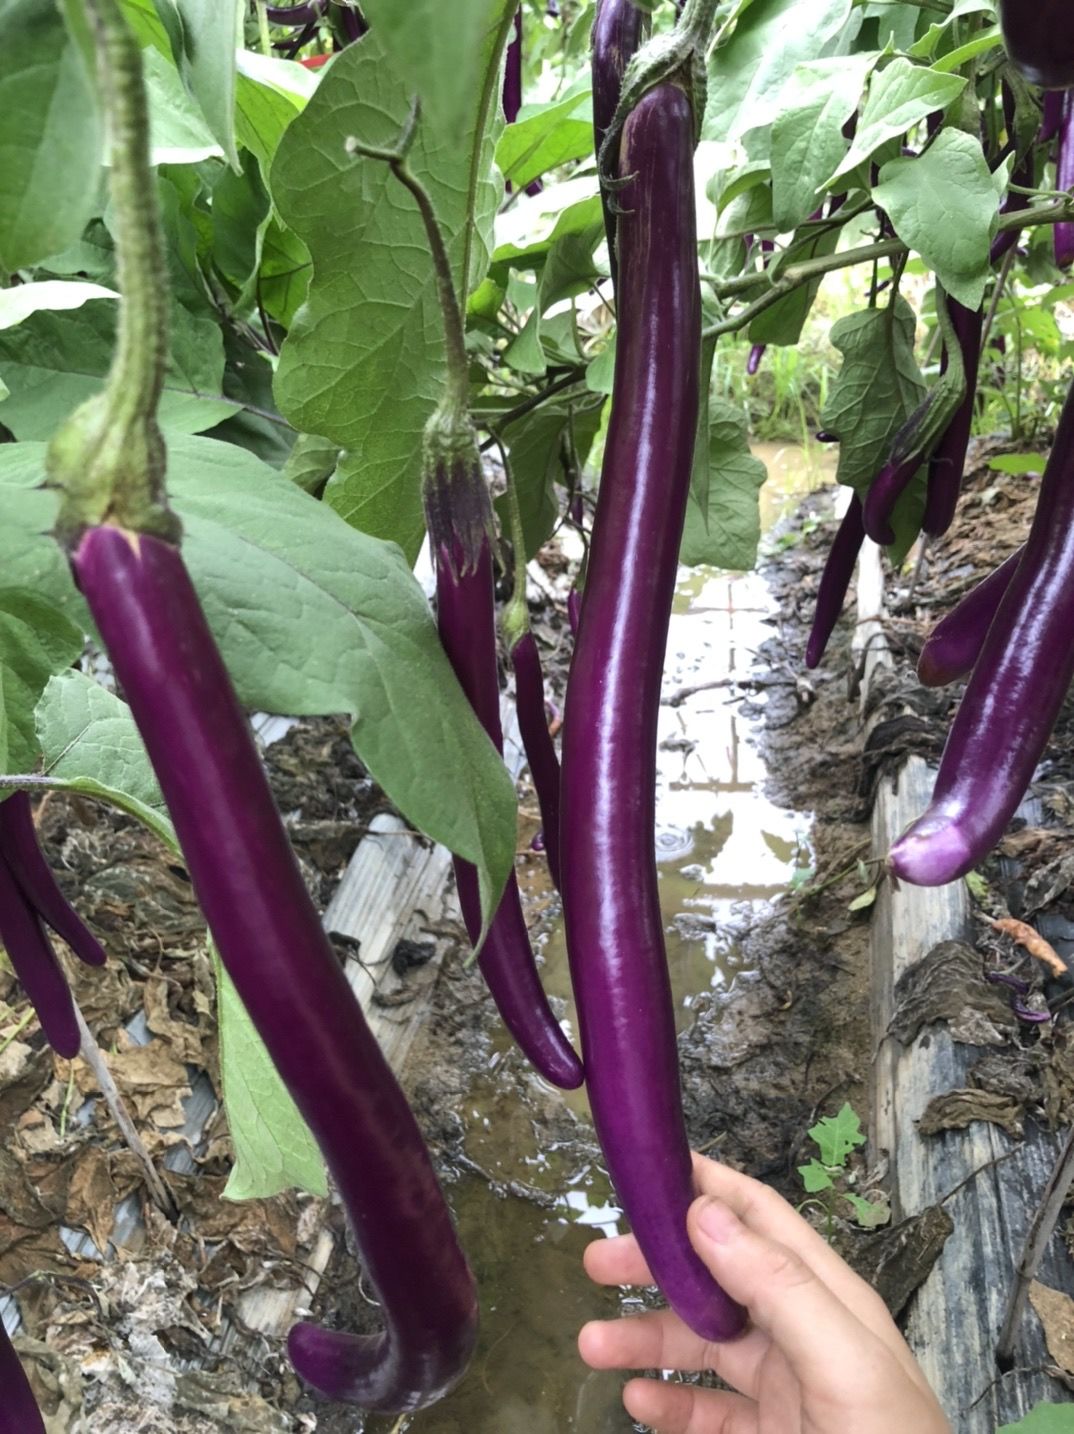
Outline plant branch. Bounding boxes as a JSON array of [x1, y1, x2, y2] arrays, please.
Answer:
[[702, 198, 1074, 341], [475, 369, 587, 444]]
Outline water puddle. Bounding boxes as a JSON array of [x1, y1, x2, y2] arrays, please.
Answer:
[[383, 442, 833, 1433]]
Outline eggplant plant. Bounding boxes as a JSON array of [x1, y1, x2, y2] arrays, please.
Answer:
[[3, 0, 1074, 1420]]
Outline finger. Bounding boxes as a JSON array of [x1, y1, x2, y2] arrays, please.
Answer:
[[580, 1309, 772, 1395], [583, 1232, 653, 1288], [686, 1197, 892, 1398], [623, 1378, 758, 1434], [688, 1158, 924, 1388]]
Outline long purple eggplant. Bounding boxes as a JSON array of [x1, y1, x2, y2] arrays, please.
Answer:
[[510, 633, 562, 891], [917, 547, 1023, 688], [266, 0, 326, 22], [891, 378, 1074, 886], [433, 531, 581, 1088], [922, 297, 983, 537], [999, 0, 1074, 90], [1056, 92, 1074, 271], [70, 525, 478, 1411], [0, 794, 106, 969], [592, 0, 645, 287], [560, 82, 745, 1342], [805, 495, 866, 670], [746, 344, 766, 376], [0, 1320, 45, 1434], [567, 589, 582, 636], [863, 454, 922, 546], [0, 851, 80, 1058]]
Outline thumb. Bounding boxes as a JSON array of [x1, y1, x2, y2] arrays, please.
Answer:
[[687, 1196, 881, 1394]]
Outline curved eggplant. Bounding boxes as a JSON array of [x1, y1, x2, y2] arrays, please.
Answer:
[[0, 852, 80, 1058], [71, 525, 478, 1411], [0, 794, 106, 969], [592, 0, 645, 285], [0, 1321, 45, 1434], [922, 298, 984, 537], [891, 379, 1074, 885], [917, 547, 1023, 688]]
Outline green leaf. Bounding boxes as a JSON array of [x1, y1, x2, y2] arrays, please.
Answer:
[[809, 1102, 866, 1168], [271, 26, 507, 558], [749, 226, 840, 347], [172, 0, 241, 170], [0, 299, 239, 439], [32, 674, 326, 1202], [359, 0, 512, 138], [863, 0, 920, 49], [142, 43, 223, 165], [681, 398, 767, 570], [211, 159, 270, 294], [819, 300, 926, 495], [492, 194, 605, 270], [496, 397, 603, 555], [829, 60, 965, 185], [34, 672, 176, 849], [282, 432, 341, 493], [0, 0, 103, 274], [217, 954, 327, 1201], [0, 591, 83, 773], [988, 453, 1045, 475], [872, 129, 1000, 310], [1, 436, 517, 932], [998, 1403, 1074, 1433], [234, 49, 313, 172], [706, 0, 854, 149], [507, 218, 606, 373], [0, 281, 117, 331], [770, 56, 875, 230], [798, 1160, 835, 1194], [843, 1192, 891, 1228], [496, 91, 593, 191]]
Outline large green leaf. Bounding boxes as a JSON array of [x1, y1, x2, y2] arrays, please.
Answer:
[[819, 299, 925, 494], [359, 0, 511, 137], [495, 397, 604, 556], [234, 49, 314, 171], [0, 436, 517, 929], [33, 673, 327, 1203], [829, 59, 965, 185], [770, 56, 874, 230], [496, 91, 593, 191], [872, 130, 1002, 311], [681, 399, 767, 570], [706, 0, 853, 148], [0, 591, 83, 773], [0, 281, 117, 331], [271, 23, 509, 558], [173, 0, 241, 170], [0, 0, 103, 274], [0, 300, 238, 439]]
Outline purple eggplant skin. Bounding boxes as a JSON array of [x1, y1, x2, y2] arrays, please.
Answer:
[[0, 852, 81, 1058], [560, 83, 746, 1343], [746, 344, 766, 376], [891, 379, 1074, 887], [567, 588, 582, 636], [918, 546, 1024, 688], [862, 454, 921, 546], [999, 0, 1074, 90], [504, 9, 523, 124], [1056, 93, 1074, 271], [510, 633, 562, 891], [0, 1320, 46, 1434], [0, 794, 106, 969], [592, 0, 645, 286], [70, 525, 478, 1412], [805, 495, 866, 670], [922, 298, 984, 538], [1042, 91, 1065, 145], [266, 0, 326, 22], [435, 537, 582, 1090]]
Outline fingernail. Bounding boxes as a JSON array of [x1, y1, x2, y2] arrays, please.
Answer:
[[695, 1198, 740, 1245]]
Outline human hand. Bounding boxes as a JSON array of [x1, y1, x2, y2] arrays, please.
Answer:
[[578, 1154, 950, 1433]]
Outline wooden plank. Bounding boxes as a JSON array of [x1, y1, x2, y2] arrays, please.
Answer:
[[861, 550, 1072, 1430]]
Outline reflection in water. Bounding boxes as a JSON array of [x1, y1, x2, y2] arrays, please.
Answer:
[[388, 444, 829, 1432]]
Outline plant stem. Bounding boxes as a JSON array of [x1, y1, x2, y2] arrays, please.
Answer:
[[981, 243, 1016, 355], [489, 431, 529, 644], [255, 0, 273, 56], [346, 103, 470, 416]]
